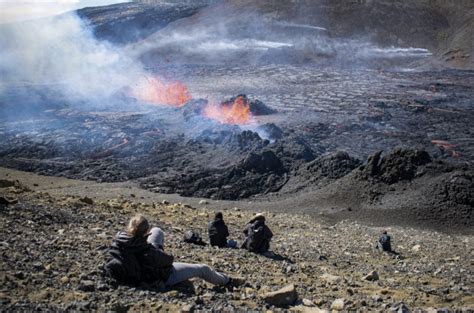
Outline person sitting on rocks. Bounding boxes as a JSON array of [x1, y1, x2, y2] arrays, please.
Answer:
[[241, 213, 273, 254], [104, 214, 243, 288], [376, 230, 392, 252], [208, 212, 236, 248]]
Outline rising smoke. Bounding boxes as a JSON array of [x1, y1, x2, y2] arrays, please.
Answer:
[[0, 12, 145, 105]]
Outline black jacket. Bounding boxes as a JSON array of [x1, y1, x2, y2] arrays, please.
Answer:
[[104, 231, 174, 284], [241, 220, 273, 253], [208, 218, 229, 247]]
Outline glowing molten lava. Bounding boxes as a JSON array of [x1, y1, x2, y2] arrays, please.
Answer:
[[134, 77, 191, 107], [203, 95, 252, 125]]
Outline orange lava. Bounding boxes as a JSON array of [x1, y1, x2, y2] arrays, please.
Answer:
[[203, 95, 252, 125], [134, 77, 191, 107]]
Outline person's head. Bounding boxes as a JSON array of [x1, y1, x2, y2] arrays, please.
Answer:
[[127, 214, 150, 238], [382, 230, 388, 235], [215, 212, 223, 220], [250, 213, 265, 223]]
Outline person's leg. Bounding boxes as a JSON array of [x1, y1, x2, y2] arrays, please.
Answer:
[[165, 262, 230, 287], [147, 227, 164, 249]]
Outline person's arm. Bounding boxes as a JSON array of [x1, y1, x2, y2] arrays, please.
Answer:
[[153, 248, 174, 268], [224, 224, 229, 237], [243, 223, 250, 235]]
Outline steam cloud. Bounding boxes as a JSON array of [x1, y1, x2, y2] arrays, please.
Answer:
[[0, 13, 144, 103]]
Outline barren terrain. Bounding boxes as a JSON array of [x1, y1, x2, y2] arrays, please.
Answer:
[[0, 171, 472, 311], [0, 0, 473, 311]]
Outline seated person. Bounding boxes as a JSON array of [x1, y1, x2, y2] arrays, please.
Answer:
[[104, 214, 243, 287], [377, 230, 392, 252], [208, 212, 235, 248], [241, 213, 273, 254]]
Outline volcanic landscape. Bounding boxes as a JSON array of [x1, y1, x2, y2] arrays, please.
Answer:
[[0, 0, 473, 311]]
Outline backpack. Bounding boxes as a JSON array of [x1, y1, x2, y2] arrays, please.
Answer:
[[247, 223, 265, 253], [183, 230, 206, 246]]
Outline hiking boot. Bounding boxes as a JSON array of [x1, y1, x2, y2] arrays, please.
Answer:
[[227, 276, 246, 287]]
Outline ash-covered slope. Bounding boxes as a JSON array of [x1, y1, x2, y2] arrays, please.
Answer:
[[83, 0, 473, 69], [77, 1, 207, 44], [0, 176, 472, 311]]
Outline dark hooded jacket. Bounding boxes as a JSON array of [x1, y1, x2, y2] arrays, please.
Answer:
[[104, 231, 174, 284], [241, 219, 273, 253], [208, 217, 229, 248]]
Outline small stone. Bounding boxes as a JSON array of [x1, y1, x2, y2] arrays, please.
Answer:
[[411, 245, 421, 252], [321, 273, 341, 284], [161, 200, 170, 205], [97, 282, 109, 291], [363, 271, 379, 281], [14, 271, 25, 279], [182, 304, 194, 312], [60, 276, 69, 284], [261, 284, 298, 306], [390, 302, 410, 313], [166, 290, 178, 297], [78, 280, 95, 292], [32, 262, 44, 271], [331, 298, 346, 310], [199, 200, 208, 205], [79, 197, 94, 205], [302, 298, 315, 307]]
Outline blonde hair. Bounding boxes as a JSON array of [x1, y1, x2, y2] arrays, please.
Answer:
[[127, 214, 150, 237]]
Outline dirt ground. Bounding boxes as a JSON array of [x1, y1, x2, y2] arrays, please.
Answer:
[[0, 170, 472, 311]]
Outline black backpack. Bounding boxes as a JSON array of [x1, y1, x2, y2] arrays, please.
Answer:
[[247, 223, 265, 252], [183, 230, 206, 246]]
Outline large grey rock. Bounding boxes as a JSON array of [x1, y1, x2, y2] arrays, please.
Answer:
[[261, 284, 298, 306]]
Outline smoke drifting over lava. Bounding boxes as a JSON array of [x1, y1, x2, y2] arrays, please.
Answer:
[[0, 13, 153, 106]]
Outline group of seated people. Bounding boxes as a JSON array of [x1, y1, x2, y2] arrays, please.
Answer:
[[104, 211, 394, 289], [104, 212, 273, 288], [208, 212, 273, 254]]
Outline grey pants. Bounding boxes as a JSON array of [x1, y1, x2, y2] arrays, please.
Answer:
[[147, 227, 229, 287]]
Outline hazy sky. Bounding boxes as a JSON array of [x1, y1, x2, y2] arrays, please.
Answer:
[[0, 0, 130, 23]]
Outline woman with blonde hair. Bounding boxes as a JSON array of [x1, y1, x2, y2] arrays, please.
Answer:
[[104, 214, 242, 287]]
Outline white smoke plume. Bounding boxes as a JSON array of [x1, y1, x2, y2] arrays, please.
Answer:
[[0, 12, 144, 103]]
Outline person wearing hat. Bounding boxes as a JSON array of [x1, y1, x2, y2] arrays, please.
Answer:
[[241, 213, 273, 254], [104, 214, 244, 287]]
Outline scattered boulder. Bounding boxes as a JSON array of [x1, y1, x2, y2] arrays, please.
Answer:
[[331, 298, 346, 311], [77, 280, 95, 292], [79, 197, 94, 205], [363, 270, 379, 281], [321, 273, 342, 284], [261, 284, 298, 306], [390, 302, 410, 313]]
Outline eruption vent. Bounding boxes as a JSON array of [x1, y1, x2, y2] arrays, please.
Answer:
[[203, 95, 252, 125], [133, 76, 191, 107]]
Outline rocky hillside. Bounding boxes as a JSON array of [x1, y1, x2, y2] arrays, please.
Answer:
[[1, 174, 472, 311]]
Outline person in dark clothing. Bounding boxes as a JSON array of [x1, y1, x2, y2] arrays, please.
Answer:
[[208, 212, 230, 248], [104, 214, 242, 287], [377, 230, 392, 252], [241, 213, 273, 254]]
